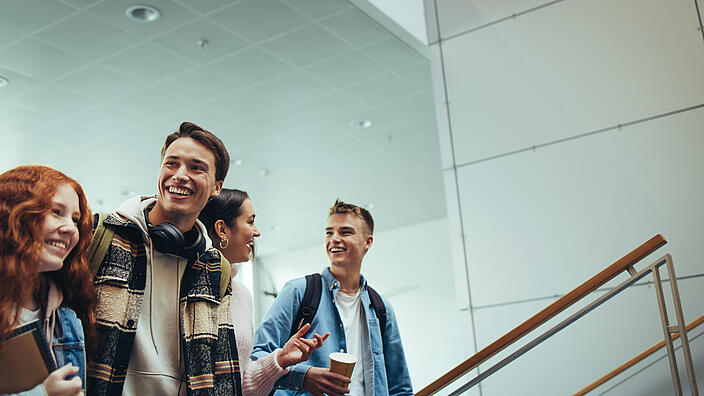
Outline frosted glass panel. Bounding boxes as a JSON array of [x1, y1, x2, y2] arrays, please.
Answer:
[[458, 107, 704, 306], [440, 0, 704, 164]]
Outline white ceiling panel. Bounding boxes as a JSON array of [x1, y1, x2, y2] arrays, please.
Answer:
[[0, 66, 39, 100], [293, 92, 367, 123], [87, 0, 199, 39], [100, 42, 196, 84], [35, 12, 137, 61], [63, 104, 148, 133], [345, 73, 419, 107], [151, 18, 249, 63], [304, 50, 386, 88], [374, 92, 435, 123], [361, 36, 426, 70], [0, 0, 445, 254], [0, 38, 85, 82], [319, 8, 390, 47], [0, 0, 76, 34], [395, 61, 433, 93], [175, 0, 241, 15], [8, 84, 94, 117], [236, 108, 318, 140], [252, 71, 334, 105], [156, 67, 243, 103], [261, 24, 353, 67], [0, 103, 52, 133], [209, 0, 310, 42], [111, 87, 195, 119], [61, 0, 102, 9], [283, 0, 351, 20], [207, 47, 293, 86], [53, 64, 143, 101], [0, 24, 24, 49], [206, 89, 283, 121]]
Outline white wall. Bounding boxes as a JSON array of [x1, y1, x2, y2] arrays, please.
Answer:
[[428, 0, 704, 395], [254, 218, 470, 391]]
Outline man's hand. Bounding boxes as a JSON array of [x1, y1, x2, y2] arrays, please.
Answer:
[[303, 367, 351, 396], [43, 364, 83, 396], [277, 323, 329, 368]]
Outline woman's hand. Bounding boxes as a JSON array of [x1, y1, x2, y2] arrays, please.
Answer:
[[277, 323, 329, 368], [43, 363, 83, 396]]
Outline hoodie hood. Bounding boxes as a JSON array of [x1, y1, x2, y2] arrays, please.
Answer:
[[114, 195, 212, 249]]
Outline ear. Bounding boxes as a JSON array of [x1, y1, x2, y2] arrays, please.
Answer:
[[363, 234, 373, 252], [214, 219, 228, 240], [211, 180, 223, 197]]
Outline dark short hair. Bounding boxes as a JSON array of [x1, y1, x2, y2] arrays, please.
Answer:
[[161, 122, 230, 182], [329, 199, 374, 235], [199, 188, 249, 243]]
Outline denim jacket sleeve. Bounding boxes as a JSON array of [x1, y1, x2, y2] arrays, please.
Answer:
[[0, 383, 47, 396], [252, 279, 310, 391], [381, 298, 413, 396]]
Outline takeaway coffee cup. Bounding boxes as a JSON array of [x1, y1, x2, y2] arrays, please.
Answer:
[[329, 352, 357, 388]]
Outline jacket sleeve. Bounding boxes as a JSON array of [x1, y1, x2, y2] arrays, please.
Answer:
[[1, 383, 48, 396], [382, 299, 413, 396], [252, 279, 312, 391]]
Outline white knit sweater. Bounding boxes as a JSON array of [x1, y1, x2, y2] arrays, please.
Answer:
[[230, 279, 289, 396]]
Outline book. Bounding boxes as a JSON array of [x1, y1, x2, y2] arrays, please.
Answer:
[[0, 320, 57, 393]]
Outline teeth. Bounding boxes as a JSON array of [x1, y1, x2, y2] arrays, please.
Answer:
[[47, 241, 66, 250], [330, 248, 344, 253], [168, 186, 192, 196]]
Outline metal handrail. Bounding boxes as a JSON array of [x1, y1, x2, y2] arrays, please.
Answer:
[[574, 314, 704, 395], [415, 234, 667, 396]]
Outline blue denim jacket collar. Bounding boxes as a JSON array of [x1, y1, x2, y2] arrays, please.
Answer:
[[321, 267, 367, 295]]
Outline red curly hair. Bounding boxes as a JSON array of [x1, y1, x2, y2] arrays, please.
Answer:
[[0, 165, 96, 352]]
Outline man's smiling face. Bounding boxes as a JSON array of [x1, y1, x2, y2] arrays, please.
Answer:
[[156, 137, 222, 224]]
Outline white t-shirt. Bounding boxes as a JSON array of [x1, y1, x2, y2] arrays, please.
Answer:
[[335, 290, 367, 396], [19, 307, 40, 324]]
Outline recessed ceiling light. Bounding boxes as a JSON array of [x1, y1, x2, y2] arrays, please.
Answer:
[[350, 119, 373, 129], [126, 5, 161, 22], [0, 76, 8, 88], [259, 169, 270, 176], [366, 203, 375, 210], [231, 159, 243, 166]]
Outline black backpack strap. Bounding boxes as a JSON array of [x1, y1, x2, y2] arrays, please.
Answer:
[[290, 273, 322, 338], [367, 285, 387, 339]]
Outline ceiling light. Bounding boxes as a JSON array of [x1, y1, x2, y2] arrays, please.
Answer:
[[126, 5, 161, 22], [232, 159, 243, 166], [350, 119, 373, 129], [366, 203, 375, 210], [259, 169, 270, 176], [0, 76, 8, 88]]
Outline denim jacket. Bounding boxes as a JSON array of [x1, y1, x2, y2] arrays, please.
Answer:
[[3, 305, 86, 396], [252, 268, 412, 396]]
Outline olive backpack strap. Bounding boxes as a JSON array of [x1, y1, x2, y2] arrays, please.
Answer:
[[87, 212, 114, 276], [219, 255, 231, 299], [366, 285, 387, 339], [289, 273, 322, 338]]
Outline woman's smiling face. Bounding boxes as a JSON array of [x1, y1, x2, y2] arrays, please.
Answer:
[[39, 183, 80, 272]]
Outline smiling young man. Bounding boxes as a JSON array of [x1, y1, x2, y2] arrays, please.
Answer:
[[87, 122, 242, 396], [253, 200, 413, 396]]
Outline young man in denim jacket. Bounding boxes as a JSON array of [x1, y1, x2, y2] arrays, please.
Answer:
[[252, 200, 413, 396]]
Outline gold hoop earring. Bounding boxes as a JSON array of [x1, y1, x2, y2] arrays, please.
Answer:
[[219, 237, 229, 249]]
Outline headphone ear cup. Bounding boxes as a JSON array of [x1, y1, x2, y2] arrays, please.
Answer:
[[149, 222, 185, 256], [183, 230, 206, 257]]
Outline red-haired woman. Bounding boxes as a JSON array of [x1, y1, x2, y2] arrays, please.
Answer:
[[0, 165, 96, 396]]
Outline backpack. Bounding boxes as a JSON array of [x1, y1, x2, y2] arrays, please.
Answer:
[[87, 212, 231, 298], [289, 273, 387, 339]]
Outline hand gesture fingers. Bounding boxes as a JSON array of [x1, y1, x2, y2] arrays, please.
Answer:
[[43, 364, 83, 396]]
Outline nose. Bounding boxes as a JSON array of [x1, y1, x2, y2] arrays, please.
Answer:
[[59, 218, 78, 236], [253, 224, 261, 237], [173, 164, 189, 182]]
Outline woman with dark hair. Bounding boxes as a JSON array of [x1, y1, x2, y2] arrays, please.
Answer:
[[0, 165, 96, 396], [199, 189, 328, 396]]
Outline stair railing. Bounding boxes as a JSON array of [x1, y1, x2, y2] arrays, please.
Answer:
[[416, 234, 698, 396]]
